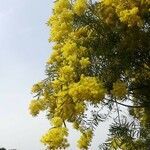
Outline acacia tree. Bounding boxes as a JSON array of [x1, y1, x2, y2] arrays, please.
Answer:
[[29, 0, 150, 149]]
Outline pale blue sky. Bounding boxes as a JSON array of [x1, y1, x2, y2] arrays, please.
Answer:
[[0, 0, 51, 149], [0, 1, 109, 149]]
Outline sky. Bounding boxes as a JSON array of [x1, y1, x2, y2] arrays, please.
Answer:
[[0, 0, 109, 149]]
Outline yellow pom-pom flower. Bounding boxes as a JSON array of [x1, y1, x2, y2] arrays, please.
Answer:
[[80, 57, 91, 68], [29, 99, 46, 116], [112, 80, 127, 99], [77, 130, 93, 149], [73, 0, 87, 16], [41, 127, 69, 149], [51, 117, 63, 127]]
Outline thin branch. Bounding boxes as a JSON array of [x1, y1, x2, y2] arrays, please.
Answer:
[[104, 98, 148, 108], [63, 121, 67, 128], [114, 98, 121, 124], [113, 100, 148, 108]]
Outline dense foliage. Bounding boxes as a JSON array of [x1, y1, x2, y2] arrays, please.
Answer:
[[29, 0, 150, 149]]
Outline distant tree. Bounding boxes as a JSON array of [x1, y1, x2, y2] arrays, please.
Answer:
[[0, 148, 6, 150], [29, 0, 150, 149]]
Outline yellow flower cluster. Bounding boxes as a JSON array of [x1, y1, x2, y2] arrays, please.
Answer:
[[77, 130, 93, 149], [61, 39, 88, 67], [102, 0, 144, 26], [80, 57, 90, 68], [30, 0, 107, 149], [48, 0, 73, 42], [41, 127, 69, 149], [102, 0, 113, 6], [52, 79, 63, 92], [73, 0, 88, 16], [54, 0, 70, 14], [61, 41, 77, 58], [59, 65, 75, 81], [75, 102, 85, 114], [51, 117, 63, 127], [31, 82, 43, 93], [29, 99, 46, 116], [119, 7, 142, 27], [69, 26, 90, 43], [112, 80, 127, 99], [69, 76, 105, 103]]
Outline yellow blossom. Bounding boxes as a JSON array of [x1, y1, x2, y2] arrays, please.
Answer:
[[73, 0, 88, 16], [29, 99, 46, 116], [59, 9, 73, 22], [31, 82, 43, 93], [54, 0, 70, 14], [52, 79, 62, 90], [102, 0, 143, 26], [119, 7, 142, 26], [59, 65, 75, 80], [61, 41, 77, 57], [112, 80, 127, 99], [80, 57, 91, 68], [41, 127, 69, 149], [51, 117, 63, 127], [102, 0, 113, 6], [77, 130, 93, 149], [69, 76, 105, 103], [75, 102, 85, 114]]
